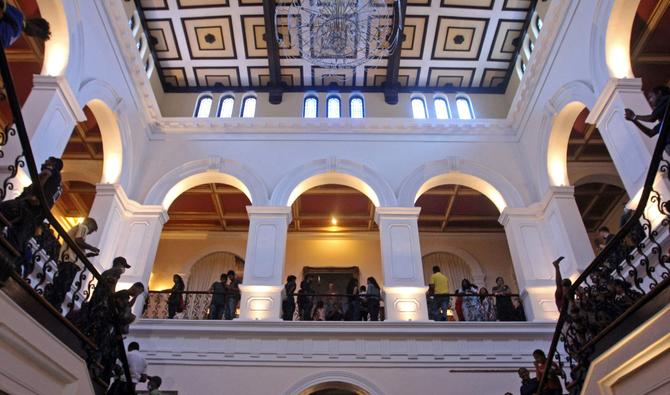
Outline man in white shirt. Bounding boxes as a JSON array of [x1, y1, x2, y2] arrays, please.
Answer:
[[124, 341, 148, 389]]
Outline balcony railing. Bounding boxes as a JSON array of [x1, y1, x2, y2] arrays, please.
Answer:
[[142, 290, 525, 322], [0, 46, 135, 391], [538, 101, 670, 394]]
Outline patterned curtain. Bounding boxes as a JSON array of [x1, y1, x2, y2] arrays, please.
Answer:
[[187, 252, 244, 291], [422, 252, 473, 291]]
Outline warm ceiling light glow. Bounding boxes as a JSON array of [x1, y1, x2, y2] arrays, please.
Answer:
[[331, 217, 337, 225]]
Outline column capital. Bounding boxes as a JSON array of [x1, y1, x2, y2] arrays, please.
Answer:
[[246, 205, 292, 221], [31, 74, 85, 122], [95, 183, 169, 225], [374, 206, 421, 223], [586, 77, 645, 125]]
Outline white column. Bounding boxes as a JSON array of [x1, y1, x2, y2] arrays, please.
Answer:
[[86, 183, 168, 316], [1, 75, 84, 197], [500, 187, 593, 321], [586, 78, 654, 197], [238, 206, 291, 321], [375, 207, 429, 322]]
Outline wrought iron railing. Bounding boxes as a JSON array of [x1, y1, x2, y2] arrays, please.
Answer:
[[537, 101, 670, 394], [0, 46, 135, 390], [142, 290, 525, 322]]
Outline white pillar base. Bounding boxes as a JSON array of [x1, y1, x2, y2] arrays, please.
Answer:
[[383, 286, 429, 322], [238, 285, 283, 321]]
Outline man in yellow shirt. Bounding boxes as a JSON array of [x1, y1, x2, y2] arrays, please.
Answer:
[[429, 266, 450, 321]]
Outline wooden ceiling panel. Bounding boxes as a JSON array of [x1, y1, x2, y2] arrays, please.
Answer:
[[137, 0, 532, 92], [415, 185, 503, 233], [631, 0, 670, 91]]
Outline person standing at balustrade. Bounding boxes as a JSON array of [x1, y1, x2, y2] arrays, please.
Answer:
[[366, 277, 381, 321], [297, 276, 315, 321], [428, 265, 450, 321], [224, 270, 241, 320], [167, 274, 185, 319], [281, 275, 297, 321], [492, 276, 514, 321], [209, 273, 227, 320]]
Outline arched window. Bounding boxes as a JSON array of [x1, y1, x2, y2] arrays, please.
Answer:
[[327, 96, 341, 118], [434, 97, 450, 120], [241, 96, 257, 118], [411, 97, 427, 119], [136, 38, 142, 51], [218, 96, 235, 118], [528, 39, 534, 54], [303, 96, 318, 118], [455, 96, 474, 120], [349, 96, 364, 118], [535, 15, 543, 31], [194, 95, 213, 118], [520, 59, 527, 74], [129, 15, 136, 31]]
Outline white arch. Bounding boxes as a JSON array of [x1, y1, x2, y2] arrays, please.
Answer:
[[422, 247, 486, 286], [283, 371, 384, 395], [398, 157, 524, 211], [271, 158, 397, 207], [590, 0, 642, 91], [76, 79, 133, 190], [144, 157, 269, 209], [537, 80, 597, 192]]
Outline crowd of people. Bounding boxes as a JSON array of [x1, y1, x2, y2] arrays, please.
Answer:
[[428, 266, 526, 322], [0, 156, 149, 389]]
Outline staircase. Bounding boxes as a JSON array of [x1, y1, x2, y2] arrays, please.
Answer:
[[0, 43, 135, 394], [538, 97, 670, 394]]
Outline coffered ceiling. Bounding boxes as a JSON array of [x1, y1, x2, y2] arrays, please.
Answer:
[[137, 0, 533, 93], [631, 0, 670, 91]]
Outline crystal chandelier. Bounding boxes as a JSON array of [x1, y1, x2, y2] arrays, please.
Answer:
[[277, 0, 403, 69]]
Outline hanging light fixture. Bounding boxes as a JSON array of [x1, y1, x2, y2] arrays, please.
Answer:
[[277, 0, 403, 70]]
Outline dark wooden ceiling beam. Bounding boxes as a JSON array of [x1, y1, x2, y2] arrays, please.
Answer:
[[383, 0, 407, 105], [262, 0, 283, 104], [74, 123, 98, 160], [209, 184, 228, 231], [441, 185, 459, 232], [579, 183, 608, 220], [572, 123, 598, 161], [631, 0, 670, 60]]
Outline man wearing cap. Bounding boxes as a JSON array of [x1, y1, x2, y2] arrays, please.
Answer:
[[90, 256, 132, 308]]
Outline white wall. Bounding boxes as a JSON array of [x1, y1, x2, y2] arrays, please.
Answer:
[[0, 292, 94, 395]]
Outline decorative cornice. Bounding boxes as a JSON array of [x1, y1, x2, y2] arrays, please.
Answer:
[[510, 0, 576, 134], [374, 207, 421, 222], [148, 117, 518, 142]]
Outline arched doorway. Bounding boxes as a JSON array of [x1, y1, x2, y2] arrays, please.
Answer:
[[299, 382, 369, 395], [415, 183, 520, 322], [146, 182, 251, 319], [285, 184, 382, 321], [566, 107, 630, 251]]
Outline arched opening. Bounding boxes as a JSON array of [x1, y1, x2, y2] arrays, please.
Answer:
[[285, 184, 383, 321], [414, 183, 520, 322], [145, 250, 245, 319], [55, 105, 104, 230], [299, 381, 370, 395], [146, 182, 251, 319], [566, 107, 630, 251], [629, 0, 670, 91]]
